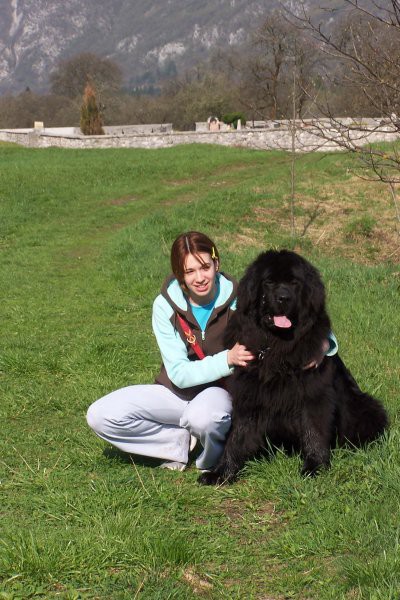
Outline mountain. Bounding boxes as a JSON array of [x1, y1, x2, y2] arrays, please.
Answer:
[[0, 0, 349, 94]]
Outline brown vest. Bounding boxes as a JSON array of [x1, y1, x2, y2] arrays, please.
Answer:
[[154, 273, 237, 400]]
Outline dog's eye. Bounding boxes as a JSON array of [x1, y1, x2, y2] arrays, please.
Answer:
[[262, 280, 273, 288]]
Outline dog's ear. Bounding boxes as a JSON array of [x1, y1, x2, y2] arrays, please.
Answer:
[[236, 261, 262, 316], [232, 259, 266, 348], [301, 262, 326, 316]]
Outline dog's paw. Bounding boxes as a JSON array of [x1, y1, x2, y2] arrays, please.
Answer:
[[301, 458, 327, 477], [301, 465, 319, 477], [197, 471, 224, 486]]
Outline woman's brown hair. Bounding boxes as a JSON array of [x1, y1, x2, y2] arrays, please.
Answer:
[[170, 231, 219, 285]]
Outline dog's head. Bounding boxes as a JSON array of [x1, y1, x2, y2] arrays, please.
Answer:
[[237, 250, 326, 334]]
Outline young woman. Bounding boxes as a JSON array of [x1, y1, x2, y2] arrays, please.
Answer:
[[86, 231, 337, 472], [87, 231, 254, 471]]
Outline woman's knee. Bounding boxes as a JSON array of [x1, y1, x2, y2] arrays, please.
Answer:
[[86, 401, 106, 434], [181, 403, 231, 437], [86, 386, 141, 435]]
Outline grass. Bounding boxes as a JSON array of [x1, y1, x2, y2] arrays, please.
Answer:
[[0, 143, 399, 599]]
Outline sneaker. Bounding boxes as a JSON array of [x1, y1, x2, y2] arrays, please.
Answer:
[[159, 461, 187, 471]]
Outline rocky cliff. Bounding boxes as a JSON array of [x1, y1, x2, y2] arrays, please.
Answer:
[[0, 0, 348, 94]]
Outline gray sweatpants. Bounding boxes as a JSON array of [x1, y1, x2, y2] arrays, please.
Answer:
[[86, 384, 232, 470]]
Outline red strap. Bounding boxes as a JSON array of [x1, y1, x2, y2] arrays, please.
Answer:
[[177, 314, 205, 360]]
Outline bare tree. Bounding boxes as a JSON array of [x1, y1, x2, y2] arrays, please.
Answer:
[[159, 63, 240, 130], [239, 12, 316, 121], [285, 1, 400, 233], [50, 53, 123, 100], [0, 89, 77, 128]]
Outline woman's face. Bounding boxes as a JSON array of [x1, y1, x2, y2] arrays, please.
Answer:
[[183, 252, 218, 306]]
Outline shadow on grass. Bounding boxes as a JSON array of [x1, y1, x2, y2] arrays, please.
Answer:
[[102, 443, 203, 468], [103, 446, 162, 468]]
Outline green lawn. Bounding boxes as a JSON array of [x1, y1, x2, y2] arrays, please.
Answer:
[[1, 143, 399, 599]]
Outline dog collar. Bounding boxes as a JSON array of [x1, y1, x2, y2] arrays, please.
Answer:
[[258, 348, 270, 361]]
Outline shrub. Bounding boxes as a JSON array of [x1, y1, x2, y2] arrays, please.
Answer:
[[222, 112, 247, 129], [80, 81, 104, 135]]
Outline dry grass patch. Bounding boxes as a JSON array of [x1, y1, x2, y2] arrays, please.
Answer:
[[105, 194, 139, 205], [219, 228, 264, 253], [165, 178, 195, 187], [182, 568, 213, 595], [219, 497, 282, 525], [252, 177, 399, 264]]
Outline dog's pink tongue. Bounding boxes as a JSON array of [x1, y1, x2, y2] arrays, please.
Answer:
[[273, 315, 292, 328]]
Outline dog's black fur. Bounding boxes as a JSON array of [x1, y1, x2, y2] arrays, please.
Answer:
[[199, 250, 388, 485]]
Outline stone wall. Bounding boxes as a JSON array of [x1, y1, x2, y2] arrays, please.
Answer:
[[1, 120, 399, 152], [103, 124, 173, 135]]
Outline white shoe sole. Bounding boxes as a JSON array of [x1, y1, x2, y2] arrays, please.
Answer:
[[159, 461, 187, 471]]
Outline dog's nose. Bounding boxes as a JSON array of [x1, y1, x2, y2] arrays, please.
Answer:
[[276, 286, 291, 305]]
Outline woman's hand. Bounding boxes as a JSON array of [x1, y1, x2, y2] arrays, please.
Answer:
[[228, 343, 255, 367]]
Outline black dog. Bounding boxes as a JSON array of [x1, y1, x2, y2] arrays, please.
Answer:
[[199, 250, 388, 485]]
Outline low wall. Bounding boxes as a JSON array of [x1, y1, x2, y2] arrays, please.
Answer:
[[0, 123, 399, 152], [103, 123, 173, 135]]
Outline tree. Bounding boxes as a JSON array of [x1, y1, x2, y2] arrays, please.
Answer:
[[50, 52, 122, 99], [159, 64, 240, 130], [238, 12, 316, 120], [286, 0, 400, 232], [0, 89, 77, 128], [80, 82, 104, 135]]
